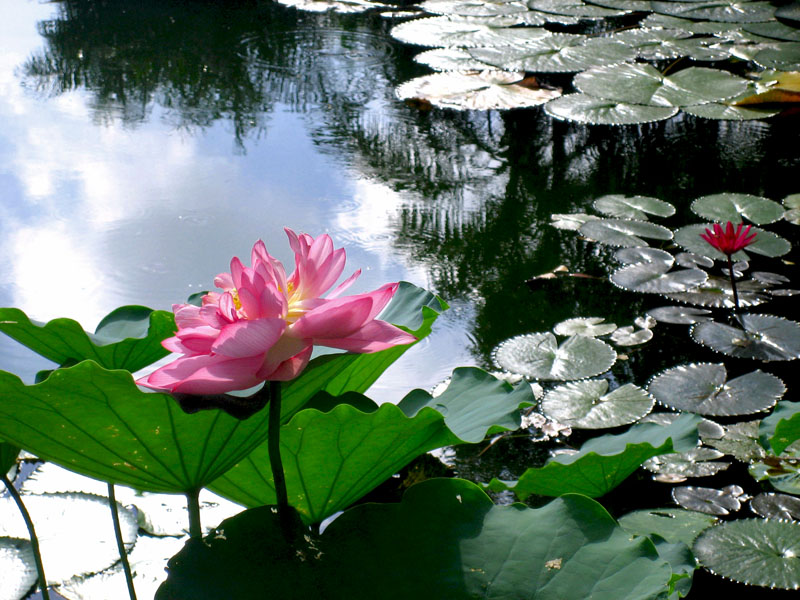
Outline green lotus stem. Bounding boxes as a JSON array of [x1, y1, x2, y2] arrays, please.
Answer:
[[1, 473, 50, 600], [267, 380, 292, 540], [107, 483, 137, 600], [186, 488, 202, 539], [727, 256, 740, 314]]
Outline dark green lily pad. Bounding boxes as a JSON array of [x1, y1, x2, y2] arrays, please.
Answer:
[[744, 21, 800, 41], [693, 519, 800, 590], [646, 306, 712, 324], [691, 314, 800, 361], [672, 485, 745, 515], [643, 448, 729, 480], [541, 379, 654, 428], [492, 332, 617, 380], [648, 362, 785, 416], [585, 0, 651, 9], [691, 193, 785, 225], [641, 12, 744, 32], [651, 0, 776, 23], [413, 47, 496, 71], [749, 449, 800, 495], [664, 275, 770, 309], [754, 43, 800, 70], [580, 218, 673, 247], [673, 224, 791, 260], [701, 420, 766, 462], [545, 93, 680, 124], [618, 508, 718, 546], [759, 401, 800, 455], [751, 493, 800, 521], [0, 538, 37, 599], [553, 317, 617, 337], [593, 194, 676, 220]]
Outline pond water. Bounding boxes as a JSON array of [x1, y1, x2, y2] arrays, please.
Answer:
[[1, 0, 800, 597]]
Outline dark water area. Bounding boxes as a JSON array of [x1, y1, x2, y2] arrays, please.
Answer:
[[2, 0, 800, 597]]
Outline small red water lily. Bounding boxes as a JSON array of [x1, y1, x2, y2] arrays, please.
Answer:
[[700, 221, 757, 256]]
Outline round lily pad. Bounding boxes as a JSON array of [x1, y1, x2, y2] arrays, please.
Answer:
[[643, 448, 729, 480], [614, 247, 674, 266], [579, 218, 673, 247], [593, 194, 676, 220], [527, 0, 629, 17], [675, 252, 714, 269], [672, 485, 745, 515], [492, 332, 617, 380], [749, 451, 800, 495], [646, 306, 712, 324], [648, 362, 785, 416], [751, 493, 800, 521], [553, 317, 617, 337], [691, 193, 785, 225], [694, 519, 800, 589], [419, 0, 532, 17], [610, 326, 654, 346], [743, 21, 800, 42], [618, 508, 718, 545], [651, 0, 776, 23], [544, 93, 679, 125], [551, 212, 599, 230], [541, 379, 654, 428], [396, 71, 563, 110], [413, 47, 498, 71], [754, 43, 800, 71], [642, 12, 743, 32], [701, 420, 766, 462], [611, 261, 707, 294], [390, 15, 551, 48], [664, 275, 770, 309], [683, 102, 782, 121], [673, 224, 791, 260], [691, 315, 800, 361]]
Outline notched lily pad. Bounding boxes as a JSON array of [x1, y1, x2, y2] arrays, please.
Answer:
[[553, 317, 617, 337], [579, 218, 673, 247], [593, 194, 676, 220], [612, 261, 707, 294], [541, 379, 654, 428], [672, 485, 745, 515], [673, 224, 791, 260], [647, 306, 713, 324], [550, 212, 599, 230], [390, 15, 551, 48], [751, 493, 800, 521], [610, 326, 654, 346], [650, 0, 776, 23], [643, 447, 729, 481], [614, 247, 674, 266], [691, 314, 800, 361], [648, 362, 785, 416], [664, 275, 771, 309], [691, 193, 785, 225], [544, 93, 679, 125]]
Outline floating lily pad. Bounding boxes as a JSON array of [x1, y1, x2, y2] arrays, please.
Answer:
[[0, 538, 37, 600], [785, 193, 800, 224], [550, 212, 599, 230], [701, 420, 766, 461], [664, 275, 770, 308], [648, 362, 785, 416], [593, 194, 676, 220], [541, 379, 654, 428], [390, 15, 551, 47], [693, 519, 800, 589], [749, 444, 800, 495], [419, 0, 532, 17], [777, 2, 800, 25], [413, 47, 497, 71], [691, 314, 800, 361], [276, 0, 387, 12], [647, 305, 712, 324], [634, 315, 657, 330], [545, 93, 679, 124], [759, 401, 800, 455], [673, 224, 791, 260], [683, 102, 782, 120], [691, 193, 785, 225], [584, 0, 651, 9], [651, 0, 776, 23], [618, 508, 718, 546], [527, 0, 629, 16], [672, 485, 745, 515], [612, 262, 707, 294], [610, 326, 654, 346], [553, 317, 617, 337], [641, 12, 743, 32], [644, 447, 729, 480], [396, 71, 563, 110], [754, 43, 800, 70], [751, 493, 800, 521], [676, 252, 714, 269], [493, 332, 617, 380], [744, 21, 800, 42], [579, 218, 673, 247], [469, 35, 635, 73], [575, 63, 750, 107], [614, 247, 674, 266]]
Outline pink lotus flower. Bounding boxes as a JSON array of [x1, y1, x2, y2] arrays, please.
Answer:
[[138, 229, 417, 394], [700, 221, 757, 256]]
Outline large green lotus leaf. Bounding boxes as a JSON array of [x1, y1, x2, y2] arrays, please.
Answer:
[[0, 441, 19, 476], [0, 306, 175, 373], [0, 538, 37, 600], [395, 71, 563, 110], [527, 0, 628, 16], [156, 479, 673, 600], [683, 101, 782, 120], [751, 493, 800, 520], [281, 282, 445, 419], [612, 262, 707, 294], [546, 93, 679, 124], [673, 224, 791, 260], [580, 218, 673, 247], [664, 275, 770, 308], [694, 519, 800, 590], [648, 362, 784, 416], [593, 194, 676, 220], [690, 315, 800, 361], [691, 193, 785, 224], [744, 21, 800, 41], [754, 43, 800, 70], [619, 508, 718, 546], [0, 362, 272, 493], [759, 401, 800, 455], [390, 15, 551, 47], [486, 413, 701, 498], [650, 0, 776, 23], [210, 368, 535, 524], [541, 379, 654, 428], [469, 35, 635, 73], [492, 332, 617, 380]]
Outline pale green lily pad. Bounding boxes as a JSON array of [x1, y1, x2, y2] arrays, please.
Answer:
[[541, 380, 654, 428], [641, 12, 744, 32], [683, 102, 782, 120], [675, 252, 714, 268], [651, 0, 776, 23], [672, 485, 745, 515], [551, 212, 599, 230], [691, 315, 800, 361], [413, 47, 497, 71], [647, 305, 712, 324], [673, 224, 791, 260], [527, 0, 629, 16], [610, 326, 654, 346], [545, 93, 680, 124], [553, 317, 617, 337], [618, 508, 717, 546], [395, 71, 563, 110], [664, 275, 770, 308], [419, 0, 532, 17], [785, 193, 800, 224], [580, 218, 673, 247], [584, 0, 651, 9], [777, 2, 800, 25], [469, 35, 635, 73], [754, 43, 800, 70], [615, 247, 674, 266], [744, 21, 800, 42], [751, 493, 800, 521], [612, 262, 707, 294], [0, 538, 37, 600], [643, 448, 729, 480], [648, 362, 785, 416], [593, 194, 676, 220], [639, 37, 732, 61], [759, 401, 800, 455], [493, 332, 617, 380], [691, 193, 785, 225], [693, 519, 800, 589], [390, 15, 551, 47]]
